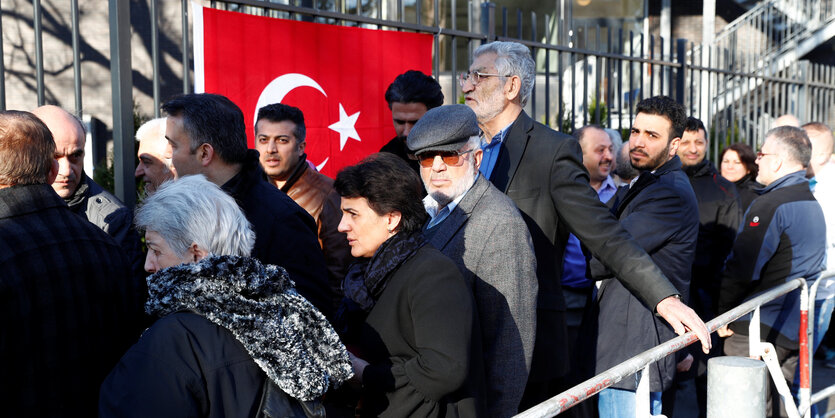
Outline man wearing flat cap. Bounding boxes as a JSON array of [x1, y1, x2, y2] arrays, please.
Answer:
[[408, 104, 538, 417]]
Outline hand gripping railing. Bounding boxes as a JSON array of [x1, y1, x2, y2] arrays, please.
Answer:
[[515, 278, 809, 418]]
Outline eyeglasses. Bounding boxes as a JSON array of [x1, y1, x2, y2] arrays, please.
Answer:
[[756, 151, 777, 159], [458, 71, 509, 87], [412, 149, 475, 167]]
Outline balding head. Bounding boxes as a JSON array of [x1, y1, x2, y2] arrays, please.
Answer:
[[31, 105, 85, 198], [0, 111, 58, 187], [802, 122, 834, 177], [135, 118, 175, 194], [774, 114, 801, 128]]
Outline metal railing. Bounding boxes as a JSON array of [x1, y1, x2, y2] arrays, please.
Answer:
[[3, 0, 835, 205], [515, 277, 812, 417]]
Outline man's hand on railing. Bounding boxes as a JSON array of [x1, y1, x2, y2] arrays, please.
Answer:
[[656, 295, 712, 354], [676, 353, 694, 372], [716, 325, 734, 337]]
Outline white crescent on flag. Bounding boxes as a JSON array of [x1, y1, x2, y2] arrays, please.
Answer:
[[253, 73, 327, 124]]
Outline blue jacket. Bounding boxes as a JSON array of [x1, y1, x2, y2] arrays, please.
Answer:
[[719, 171, 826, 349], [591, 155, 699, 392]]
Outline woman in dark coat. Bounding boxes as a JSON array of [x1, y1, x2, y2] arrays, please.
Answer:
[[720, 142, 763, 213], [334, 153, 483, 417], [99, 175, 352, 417]]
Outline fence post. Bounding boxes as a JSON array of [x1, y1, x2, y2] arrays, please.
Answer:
[[707, 356, 767, 417], [481, 2, 495, 43], [675, 39, 687, 105], [109, 0, 136, 208]]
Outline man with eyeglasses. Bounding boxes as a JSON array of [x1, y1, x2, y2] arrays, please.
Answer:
[[460, 41, 712, 411], [718, 126, 825, 416], [407, 104, 537, 417]]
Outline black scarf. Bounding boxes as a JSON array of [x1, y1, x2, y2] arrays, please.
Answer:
[[342, 231, 427, 311], [145, 255, 353, 401]]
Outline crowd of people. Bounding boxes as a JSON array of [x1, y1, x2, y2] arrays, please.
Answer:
[[0, 40, 832, 418]]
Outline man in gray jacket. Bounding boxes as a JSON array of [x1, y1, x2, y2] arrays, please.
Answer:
[[32, 105, 144, 275], [408, 104, 538, 416]]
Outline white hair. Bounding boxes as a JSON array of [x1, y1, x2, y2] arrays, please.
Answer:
[[474, 41, 536, 107], [135, 174, 255, 258], [135, 117, 172, 168]]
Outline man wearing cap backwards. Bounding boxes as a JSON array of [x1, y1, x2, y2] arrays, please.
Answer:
[[407, 104, 537, 417]]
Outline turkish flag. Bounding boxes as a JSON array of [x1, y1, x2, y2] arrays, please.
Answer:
[[194, 6, 433, 177]]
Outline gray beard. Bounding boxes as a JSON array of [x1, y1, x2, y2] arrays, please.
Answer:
[[428, 167, 477, 208]]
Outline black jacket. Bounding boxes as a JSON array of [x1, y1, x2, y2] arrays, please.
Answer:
[[489, 111, 680, 383], [357, 245, 484, 417], [101, 312, 291, 418], [683, 160, 741, 315], [734, 173, 763, 215], [591, 156, 699, 392], [222, 150, 333, 317], [0, 184, 142, 417]]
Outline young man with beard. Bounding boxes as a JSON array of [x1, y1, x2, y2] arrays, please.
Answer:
[[407, 104, 537, 417], [460, 41, 711, 409], [254, 103, 354, 315], [590, 96, 699, 417]]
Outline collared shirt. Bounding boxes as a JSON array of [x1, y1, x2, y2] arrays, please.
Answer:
[[424, 174, 479, 230], [479, 122, 514, 180], [561, 175, 619, 288]]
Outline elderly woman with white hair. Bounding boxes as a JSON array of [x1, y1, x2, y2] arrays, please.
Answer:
[[99, 175, 352, 417]]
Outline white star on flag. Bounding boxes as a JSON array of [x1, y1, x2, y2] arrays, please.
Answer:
[[328, 104, 361, 151]]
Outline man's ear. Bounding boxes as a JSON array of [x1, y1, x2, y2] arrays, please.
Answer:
[[197, 143, 215, 167], [669, 137, 682, 157], [47, 159, 59, 184], [504, 76, 522, 103], [473, 148, 484, 170]]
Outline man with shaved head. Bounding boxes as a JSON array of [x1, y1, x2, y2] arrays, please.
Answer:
[[32, 105, 143, 273], [135, 117, 175, 194]]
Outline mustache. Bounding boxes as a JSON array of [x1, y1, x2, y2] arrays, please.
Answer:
[[630, 148, 648, 157]]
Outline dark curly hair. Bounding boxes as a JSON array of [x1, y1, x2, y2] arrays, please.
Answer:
[[635, 96, 686, 141], [384, 70, 444, 110], [334, 152, 428, 234]]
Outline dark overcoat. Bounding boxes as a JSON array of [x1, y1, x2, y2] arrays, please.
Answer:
[[489, 111, 681, 384], [591, 156, 699, 392]]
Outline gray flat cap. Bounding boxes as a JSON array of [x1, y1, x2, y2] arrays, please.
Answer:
[[407, 104, 480, 154]]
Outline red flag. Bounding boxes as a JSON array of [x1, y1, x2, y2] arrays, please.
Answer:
[[194, 6, 433, 177]]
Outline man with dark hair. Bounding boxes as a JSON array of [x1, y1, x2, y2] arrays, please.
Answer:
[[719, 126, 825, 417], [254, 102, 353, 314], [32, 105, 144, 274], [461, 41, 710, 411], [0, 110, 143, 416], [668, 116, 741, 415], [161, 93, 333, 317], [380, 70, 444, 171], [591, 96, 699, 416], [408, 105, 537, 416]]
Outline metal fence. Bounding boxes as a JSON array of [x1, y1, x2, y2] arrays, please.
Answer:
[[513, 276, 831, 417], [4, 0, 835, 205]]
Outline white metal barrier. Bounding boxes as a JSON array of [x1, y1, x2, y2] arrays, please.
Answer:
[[514, 276, 829, 418]]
